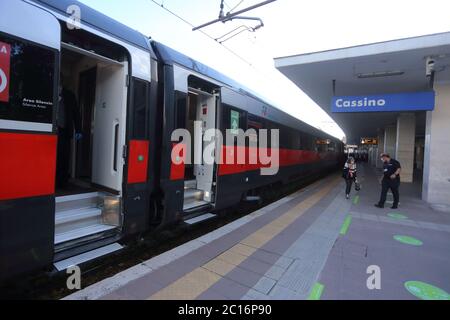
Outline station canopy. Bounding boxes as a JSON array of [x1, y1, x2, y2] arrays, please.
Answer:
[[274, 32, 450, 144]]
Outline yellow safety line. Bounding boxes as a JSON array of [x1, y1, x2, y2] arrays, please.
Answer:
[[148, 176, 340, 300]]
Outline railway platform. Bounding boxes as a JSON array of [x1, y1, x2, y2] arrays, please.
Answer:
[[65, 165, 450, 300]]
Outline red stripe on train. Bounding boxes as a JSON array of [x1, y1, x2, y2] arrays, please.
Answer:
[[0, 132, 57, 201], [127, 140, 149, 184], [169, 145, 337, 179], [218, 145, 332, 176]]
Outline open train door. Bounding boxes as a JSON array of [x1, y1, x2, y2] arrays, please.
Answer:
[[182, 86, 219, 212], [193, 89, 219, 202], [92, 62, 128, 192], [0, 0, 60, 281]]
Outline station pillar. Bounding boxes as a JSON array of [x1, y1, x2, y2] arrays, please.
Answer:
[[395, 113, 416, 183], [423, 84, 450, 212], [369, 147, 377, 167], [384, 125, 396, 159]]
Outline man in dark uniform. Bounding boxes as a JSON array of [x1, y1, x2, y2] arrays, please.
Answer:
[[56, 84, 82, 188], [375, 153, 402, 209]]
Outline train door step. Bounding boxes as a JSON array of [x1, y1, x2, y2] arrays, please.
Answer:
[[184, 189, 205, 202], [183, 184, 210, 212], [183, 201, 213, 215], [53, 242, 123, 271], [184, 213, 216, 225], [55, 224, 117, 245], [55, 207, 102, 232], [55, 192, 120, 247], [183, 199, 209, 211], [56, 192, 100, 212]]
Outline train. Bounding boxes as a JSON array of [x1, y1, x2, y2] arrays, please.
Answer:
[[0, 0, 344, 283]]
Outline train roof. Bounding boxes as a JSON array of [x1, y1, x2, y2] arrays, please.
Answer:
[[152, 42, 287, 109], [32, 0, 151, 51], [152, 41, 339, 142], [152, 41, 246, 91], [30, 0, 340, 143]]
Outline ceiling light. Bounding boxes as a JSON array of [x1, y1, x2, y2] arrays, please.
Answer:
[[357, 70, 405, 79]]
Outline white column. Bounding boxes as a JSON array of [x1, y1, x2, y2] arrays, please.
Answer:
[[369, 147, 376, 166], [415, 138, 425, 170], [384, 125, 396, 159], [423, 84, 450, 212], [395, 113, 416, 183]]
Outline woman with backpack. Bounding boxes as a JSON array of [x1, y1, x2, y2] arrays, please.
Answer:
[[343, 157, 358, 199]]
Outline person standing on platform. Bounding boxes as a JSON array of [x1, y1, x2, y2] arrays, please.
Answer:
[[375, 153, 402, 209], [343, 157, 357, 199]]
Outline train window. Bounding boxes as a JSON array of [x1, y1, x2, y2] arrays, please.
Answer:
[[247, 115, 262, 131], [282, 124, 294, 149], [299, 133, 307, 150], [291, 130, 301, 150], [175, 91, 187, 130], [316, 142, 328, 153], [328, 142, 336, 152], [281, 125, 289, 149], [131, 78, 149, 139], [0, 34, 56, 125], [263, 119, 276, 149], [247, 114, 262, 144]]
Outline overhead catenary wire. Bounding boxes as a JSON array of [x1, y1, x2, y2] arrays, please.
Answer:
[[223, 1, 232, 10], [215, 25, 251, 42], [228, 0, 245, 14], [149, 0, 254, 66], [222, 0, 244, 15], [146, 0, 334, 134], [147, 0, 289, 99]]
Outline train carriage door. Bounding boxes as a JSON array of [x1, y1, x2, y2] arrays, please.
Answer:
[[92, 62, 128, 192], [194, 91, 218, 201]]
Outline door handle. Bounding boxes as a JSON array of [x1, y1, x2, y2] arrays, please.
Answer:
[[113, 122, 119, 172]]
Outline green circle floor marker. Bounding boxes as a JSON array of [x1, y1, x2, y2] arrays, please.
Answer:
[[388, 213, 408, 220], [405, 281, 450, 300], [394, 235, 423, 246]]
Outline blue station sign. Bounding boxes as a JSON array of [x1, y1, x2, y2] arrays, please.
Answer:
[[331, 91, 435, 113]]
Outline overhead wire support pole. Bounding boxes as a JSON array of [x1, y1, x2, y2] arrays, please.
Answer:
[[192, 0, 277, 31], [149, 0, 254, 66], [215, 17, 264, 43], [228, 16, 264, 26]]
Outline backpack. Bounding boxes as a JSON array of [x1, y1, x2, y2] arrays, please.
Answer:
[[342, 167, 349, 179]]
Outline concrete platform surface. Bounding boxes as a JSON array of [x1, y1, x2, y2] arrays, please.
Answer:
[[64, 165, 450, 300]]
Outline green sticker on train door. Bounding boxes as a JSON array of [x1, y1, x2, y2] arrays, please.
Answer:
[[230, 110, 240, 135]]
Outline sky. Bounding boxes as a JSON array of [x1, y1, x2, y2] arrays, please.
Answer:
[[80, 0, 450, 140]]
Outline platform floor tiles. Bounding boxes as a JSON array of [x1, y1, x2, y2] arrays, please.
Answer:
[[65, 165, 450, 300]]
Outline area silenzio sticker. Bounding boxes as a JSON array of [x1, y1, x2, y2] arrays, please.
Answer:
[[0, 41, 11, 103]]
